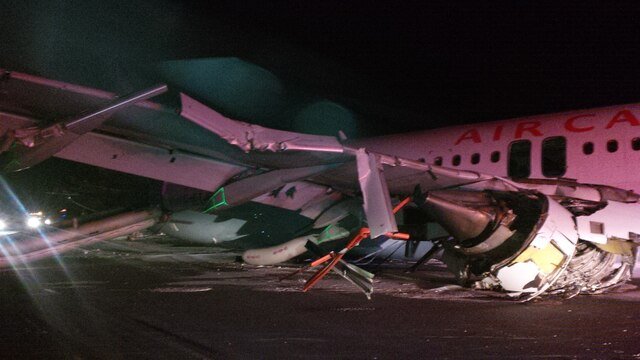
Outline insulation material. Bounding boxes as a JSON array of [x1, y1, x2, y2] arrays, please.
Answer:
[[513, 242, 565, 275], [595, 238, 637, 257]]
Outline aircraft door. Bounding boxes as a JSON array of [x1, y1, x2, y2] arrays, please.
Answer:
[[508, 140, 531, 178], [541, 136, 567, 177]]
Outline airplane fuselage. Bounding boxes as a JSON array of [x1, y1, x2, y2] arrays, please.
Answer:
[[353, 104, 640, 193]]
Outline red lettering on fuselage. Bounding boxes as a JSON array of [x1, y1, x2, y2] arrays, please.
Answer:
[[514, 121, 543, 139], [605, 110, 640, 129], [565, 114, 595, 132], [454, 129, 481, 145], [453, 109, 640, 146], [492, 125, 503, 141]]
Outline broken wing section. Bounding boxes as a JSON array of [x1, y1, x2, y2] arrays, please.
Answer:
[[0, 70, 168, 171], [180, 93, 344, 154], [180, 93, 493, 236], [0, 70, 251, 192]]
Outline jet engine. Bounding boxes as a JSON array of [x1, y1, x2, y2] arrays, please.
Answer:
[[421, 187, 638, 301]]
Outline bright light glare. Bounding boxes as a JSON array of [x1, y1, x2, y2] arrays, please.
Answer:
[[26, 216, 41, 228], [44, 218, 52, 225], [0, 219, 6, 230]]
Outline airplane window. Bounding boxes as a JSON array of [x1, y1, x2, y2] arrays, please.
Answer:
[[491, 151, 500, 163], [508, 140, 531, 178], [632, 138, 640, 151], [434, 156, 443, 166], [583, 142, 594, 155], [471, 153, 480, 164], [542, 136, 566, 177], [607, 139, 618, 153], [452, 155, 461, 166]]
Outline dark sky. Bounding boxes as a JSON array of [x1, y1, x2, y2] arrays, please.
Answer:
[[4, 1, 640, 136]]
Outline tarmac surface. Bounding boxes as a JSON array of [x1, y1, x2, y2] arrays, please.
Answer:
[[1, 236, 640, 359]]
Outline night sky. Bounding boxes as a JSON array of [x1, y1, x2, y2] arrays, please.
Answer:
[[4, 1, 640, 137]]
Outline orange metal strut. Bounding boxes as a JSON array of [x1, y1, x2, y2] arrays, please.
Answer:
[[303, 196, 412, 292]]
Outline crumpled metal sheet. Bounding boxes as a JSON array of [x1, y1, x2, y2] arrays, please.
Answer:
[[549, 241, 635, 297], [180, 93, 344, 154]]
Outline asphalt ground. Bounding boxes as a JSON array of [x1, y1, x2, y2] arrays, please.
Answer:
[[1, 236, 639, 359]]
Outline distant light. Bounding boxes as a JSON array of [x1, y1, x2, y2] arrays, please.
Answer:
[[26, 216, 41, 228], [0, 219, 6, 230], [44, 218, 52, 225]]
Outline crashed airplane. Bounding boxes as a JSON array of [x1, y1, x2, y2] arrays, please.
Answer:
[[0, 69, 638, 301]]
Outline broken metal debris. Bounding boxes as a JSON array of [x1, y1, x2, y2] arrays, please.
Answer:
[[0, 209, 162, 267], [280, 182, 639, 302]]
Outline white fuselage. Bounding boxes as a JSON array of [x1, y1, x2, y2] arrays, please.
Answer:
[[353, 103, 640, 193]]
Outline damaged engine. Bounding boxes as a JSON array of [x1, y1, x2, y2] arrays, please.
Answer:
[[422, 180, 639, 301]]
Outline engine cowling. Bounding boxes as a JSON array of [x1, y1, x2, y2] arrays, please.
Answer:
[[424, 187, 638, 300], [423, 191, 578, 300]]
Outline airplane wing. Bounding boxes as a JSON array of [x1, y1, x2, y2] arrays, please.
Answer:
[[180, 93, 505, 236], [0, 70, 249, 191]]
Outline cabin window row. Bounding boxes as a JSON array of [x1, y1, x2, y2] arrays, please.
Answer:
[[437, 137, 566, 179], [433, 151, 501, 167], [508, 136, 640, 179], [437, 135, 640, 179], [582, 137, 640, 155]]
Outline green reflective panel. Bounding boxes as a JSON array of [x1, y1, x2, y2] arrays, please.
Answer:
[[204, 187, 228, 213], [316, 224, 349, 244]]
